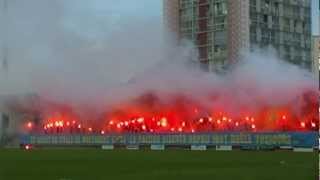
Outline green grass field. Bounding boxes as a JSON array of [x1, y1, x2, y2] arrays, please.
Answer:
[[0, 149, 317, 180]]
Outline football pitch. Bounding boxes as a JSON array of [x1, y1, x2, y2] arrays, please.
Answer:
[[0, 149, 317, 180]]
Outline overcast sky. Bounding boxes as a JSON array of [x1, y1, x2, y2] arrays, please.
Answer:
[[59, 0, 162, 39], [80, 0, 318, 35], [1, 0, 318, 34]]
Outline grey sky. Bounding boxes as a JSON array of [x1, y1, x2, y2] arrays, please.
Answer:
[[61, 0, 162, 40], [91, 0, 318, 35]]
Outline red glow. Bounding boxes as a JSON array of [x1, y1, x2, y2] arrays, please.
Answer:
[[24, 145, 31, 150], [160, 118, 168, 127], [199, 118, 204, 123], [27, 122, 33, 129], [137, 117, 144, 123], [222, 117, 227, 121], [116, 123, 121, 129], [28, 89, 317, 134]]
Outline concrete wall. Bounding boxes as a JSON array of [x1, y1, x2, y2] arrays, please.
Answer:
[[227, 0, 250, 63], [163, 0, 180, 40], [312, 36, 319, 79]]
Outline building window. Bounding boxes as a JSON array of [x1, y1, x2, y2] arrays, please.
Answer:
[[1, 114, 9, 131], [214, 2, 227, 16], [263, 14, 268, 23]]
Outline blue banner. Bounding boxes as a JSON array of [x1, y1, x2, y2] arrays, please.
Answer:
[[20, 132, 318, 148]]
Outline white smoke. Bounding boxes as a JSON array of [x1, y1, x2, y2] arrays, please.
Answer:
[[0, 0, 316, 120], [0, 0, 165, 102]]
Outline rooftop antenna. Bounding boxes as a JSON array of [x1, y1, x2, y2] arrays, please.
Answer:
[[1, 0, 8, 74]]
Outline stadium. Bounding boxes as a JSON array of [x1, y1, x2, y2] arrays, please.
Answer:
[[0, 0, 319, 179], [19, 90, 318, 148], [0, 88, 318, 180]]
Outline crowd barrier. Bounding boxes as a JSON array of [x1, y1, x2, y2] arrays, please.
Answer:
[[20, 132, 318, 148]]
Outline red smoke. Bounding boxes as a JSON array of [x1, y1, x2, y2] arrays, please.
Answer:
[[26, 88, 318, 134]]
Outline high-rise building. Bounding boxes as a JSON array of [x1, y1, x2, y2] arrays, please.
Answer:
[[164, 0, 312, 72]]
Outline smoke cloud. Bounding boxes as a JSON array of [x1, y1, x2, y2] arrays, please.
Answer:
[[0, 0, 317, 129], [0, 0, 164, 101]]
